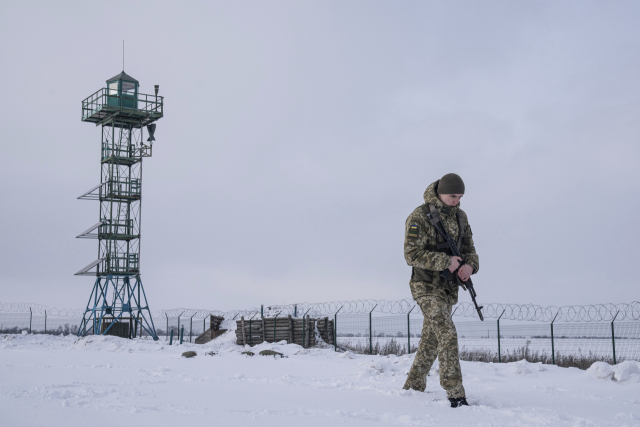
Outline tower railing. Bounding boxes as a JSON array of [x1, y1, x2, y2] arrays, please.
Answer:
[[103, 254, 139, 275], [101, 142, 138, 161], [82, 88, 163, 124], [103, 178, 141, 199], [98, 219, 137, 239]]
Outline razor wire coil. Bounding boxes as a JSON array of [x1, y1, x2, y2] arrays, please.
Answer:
[[4, 300, 638, 322]]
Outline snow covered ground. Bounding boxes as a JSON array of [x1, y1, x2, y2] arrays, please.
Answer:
[[1, 330, 639, 427]]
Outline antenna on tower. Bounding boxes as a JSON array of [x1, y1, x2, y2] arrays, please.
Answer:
[[122, 40, 125, 71]]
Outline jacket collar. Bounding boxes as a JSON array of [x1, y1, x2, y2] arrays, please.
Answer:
[[423, 180, 460, 217]]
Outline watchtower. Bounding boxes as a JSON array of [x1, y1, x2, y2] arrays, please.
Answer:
[[75, 70, 163, 340]]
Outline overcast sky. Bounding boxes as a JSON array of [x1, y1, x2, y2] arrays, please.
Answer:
[[1, 1, 639, 311]]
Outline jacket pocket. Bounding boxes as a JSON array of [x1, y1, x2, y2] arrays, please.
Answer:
[[411, 267, 433, 282]]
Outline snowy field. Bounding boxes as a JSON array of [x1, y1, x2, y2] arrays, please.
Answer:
[[1, 331, 640, 427]]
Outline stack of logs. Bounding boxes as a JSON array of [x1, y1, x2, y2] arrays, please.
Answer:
[[235, 315, 334, 347]]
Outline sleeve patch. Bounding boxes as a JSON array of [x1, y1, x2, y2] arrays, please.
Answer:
[[408, 224, 419, 239]]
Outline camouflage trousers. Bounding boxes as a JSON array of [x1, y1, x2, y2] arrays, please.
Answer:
[[403, 295, 465, 399]]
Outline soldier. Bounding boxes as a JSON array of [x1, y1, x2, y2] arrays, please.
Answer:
[[402, 173, 479, 408]]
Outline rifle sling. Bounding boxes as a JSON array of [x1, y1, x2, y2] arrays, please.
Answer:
[[422, 203, 465, 253]]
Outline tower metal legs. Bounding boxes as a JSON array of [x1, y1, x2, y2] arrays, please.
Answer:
[[77, 274, 159, 340]]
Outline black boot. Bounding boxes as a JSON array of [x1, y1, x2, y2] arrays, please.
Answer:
[[448, 397, 469, 408]]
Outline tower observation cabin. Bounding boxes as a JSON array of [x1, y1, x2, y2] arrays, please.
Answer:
[[82, 71, 161, 129], [76, 70, 163, 340], [107, 72, 138, 108]]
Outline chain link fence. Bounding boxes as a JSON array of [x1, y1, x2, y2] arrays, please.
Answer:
[[2, 301, 639, 365], [333, 313, 640, 363], [0, 313, 209, 342], [0, 312, 81, 336], [160, 315, 211, 343]]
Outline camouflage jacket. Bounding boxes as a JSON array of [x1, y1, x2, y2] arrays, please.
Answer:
[[404, 180, 480, 305]]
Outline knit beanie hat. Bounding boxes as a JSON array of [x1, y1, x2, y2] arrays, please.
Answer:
[[437, 173, 465, 195]]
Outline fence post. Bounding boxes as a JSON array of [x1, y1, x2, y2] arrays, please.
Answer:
[[29, 308, 32, 334], [169, 327, 174, 345], [165, 313, 169, 341], [177, 310, 184, 340], [302, 308, 311, 348], [44, 310, 47, 334], [497, 310, 505, 363], [450, 305, 460, 319], [189, 313, 196, 343], [611, 310, 620, 365], [550, 311, 559, 365], [261, 305, 264, 317], [302, 309, 311, 348], [273, 312, 281, 343], [369, 304, 378, 355], [180, 326, 184, 344], [294, 305, 297, 317], [407, 305, 416, 354], [334, 306, 343, 352]]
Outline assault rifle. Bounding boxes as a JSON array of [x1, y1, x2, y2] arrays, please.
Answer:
[[425, 212, 484, 321]]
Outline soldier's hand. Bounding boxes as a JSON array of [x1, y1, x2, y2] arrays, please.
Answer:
[[457, 264, 473, 281], [448, 256, 462, 273]]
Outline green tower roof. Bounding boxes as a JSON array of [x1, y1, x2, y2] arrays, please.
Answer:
[[107, 71, 139, 83]]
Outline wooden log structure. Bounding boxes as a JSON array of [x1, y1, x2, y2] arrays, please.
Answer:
[[235, 317, 332, 347]]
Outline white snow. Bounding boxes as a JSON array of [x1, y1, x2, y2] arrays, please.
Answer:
[[1, 332, 639, 426], [587, 361, 640, 383]]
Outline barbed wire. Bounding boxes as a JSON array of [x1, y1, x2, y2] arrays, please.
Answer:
[[246, 300, 640, 322], [2, 300, 639, 322], [0, 302, 84, 317], [154, 308, 258, 320], [453, 302, 640, 322]]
